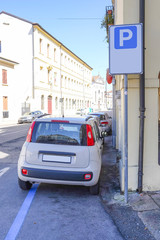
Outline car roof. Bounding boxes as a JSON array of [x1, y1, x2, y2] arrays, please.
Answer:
[[35, 116, 96, 124], [89, 112, 105, 115]]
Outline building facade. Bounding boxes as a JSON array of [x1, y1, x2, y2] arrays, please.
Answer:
[[91, 75, 106, 111], [0, 12, 92, 122], [112, 0, 160, 191]]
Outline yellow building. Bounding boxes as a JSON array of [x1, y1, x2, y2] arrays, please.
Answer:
[[112, 0, 160, 191]]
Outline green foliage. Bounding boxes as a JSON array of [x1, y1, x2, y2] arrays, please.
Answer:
[[101, 13, 114, 42]]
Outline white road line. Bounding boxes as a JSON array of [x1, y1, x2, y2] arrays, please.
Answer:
[[0, 151, 9, 159], [4, 184, 39, 240], [0, 167, 10, 177]]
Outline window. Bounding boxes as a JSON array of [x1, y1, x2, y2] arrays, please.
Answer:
[[66, 98, 68, 109], [2, 69, 7, 85], [32, 122, 87, 146], [47, 44, 50, 57], [93, 122, 100, 141], [54, 72, 57, 86], [39, 38, 43, 53], [3, 96, 8, 110], [48, 70, 50, 84], [54, 48, 57, 61], [61, 75, 64, 87], [65, 77, 67, 88], [55, 97, 58, 109], [61, 53, 63, 65], [69, 99, 71, 109], [68, 78, 70, 89]]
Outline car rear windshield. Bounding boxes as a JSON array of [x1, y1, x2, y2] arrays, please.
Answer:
[[31, 122, 87, 146], [91, 114, 105, 121]]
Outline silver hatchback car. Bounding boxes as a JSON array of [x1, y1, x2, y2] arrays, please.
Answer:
[[18, 116, 103, 194]]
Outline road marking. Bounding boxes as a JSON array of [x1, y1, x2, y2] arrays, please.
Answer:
[[4, 184, 39, 240], [0, 167, 10, 177], [0, 151, 9, 159]]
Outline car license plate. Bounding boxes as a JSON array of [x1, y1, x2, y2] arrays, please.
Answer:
[[42, 154, 71, 163]]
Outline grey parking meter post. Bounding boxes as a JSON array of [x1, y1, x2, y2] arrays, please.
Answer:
[[124, 74, 128, 203]]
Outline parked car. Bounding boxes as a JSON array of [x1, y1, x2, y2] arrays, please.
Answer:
[[18, 116, 104, 194], [18, 111, 43, 124], [76, 108, 87, 116], [88, 111, 112, 135]]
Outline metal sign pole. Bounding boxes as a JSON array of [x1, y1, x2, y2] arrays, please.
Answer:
[[124, 74, 128, 203], [112, 76, 116, 148]]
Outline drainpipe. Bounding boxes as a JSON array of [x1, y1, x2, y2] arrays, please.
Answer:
[[138, 0, 145, 193]]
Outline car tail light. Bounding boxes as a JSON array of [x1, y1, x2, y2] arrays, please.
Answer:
[[84, 173, 92, 180], [22, 169, 28, 175], [101, 121, 108, 125], [26, 121, 36, 142], [86, 124, 94, 146]]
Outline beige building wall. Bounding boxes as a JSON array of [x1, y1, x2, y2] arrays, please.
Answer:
[[33, 24, 92, 117], [114, 0, 160, 191]]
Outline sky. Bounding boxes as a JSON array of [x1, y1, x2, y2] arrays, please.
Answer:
[[0, 0, 112, 89]]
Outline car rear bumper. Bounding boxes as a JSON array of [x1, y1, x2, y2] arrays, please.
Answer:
[[20, 167, 93, 182]]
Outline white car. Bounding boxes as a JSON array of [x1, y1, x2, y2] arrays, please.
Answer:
[[18, 111, 44, 124], [18, 116, 104, 194]]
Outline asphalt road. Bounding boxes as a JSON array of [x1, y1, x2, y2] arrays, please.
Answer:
[[0, 124, 124, 240]]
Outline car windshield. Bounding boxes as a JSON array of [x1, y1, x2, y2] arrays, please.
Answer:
[[31, 122, 87, 146]]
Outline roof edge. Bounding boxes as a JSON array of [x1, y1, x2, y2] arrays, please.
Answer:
[[33, 23, 93, 70], [0, 11, 93, 70], [0, 11, 33, 25]]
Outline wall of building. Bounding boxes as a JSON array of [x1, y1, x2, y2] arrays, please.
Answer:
[[0, 13, 33, 121], [114, 0, 160, 191], [0, 12, 93, 121], [33, 25, 92, 117], [91, 76, 106, 111]]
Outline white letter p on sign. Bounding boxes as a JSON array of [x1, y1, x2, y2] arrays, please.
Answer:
[[120, 29, 133, 47]]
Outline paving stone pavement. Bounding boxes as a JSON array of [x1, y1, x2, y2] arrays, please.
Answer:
[[100, 135, 160, 240]]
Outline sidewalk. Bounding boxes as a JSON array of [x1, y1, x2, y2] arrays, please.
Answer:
[[0, 120, 18, 128], [100, 136, 160, 240]]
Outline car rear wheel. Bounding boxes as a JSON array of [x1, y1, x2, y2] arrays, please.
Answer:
[[18, 178, 32, 190], [89, 180, 99, 195]]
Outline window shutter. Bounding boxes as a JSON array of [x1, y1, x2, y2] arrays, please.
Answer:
[[2, 69, 7, 84], [3, 96, 8, 111]]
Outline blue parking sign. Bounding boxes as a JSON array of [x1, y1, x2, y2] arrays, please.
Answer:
[[109, 24, 143, 75], [115, 26, 137, 49]]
